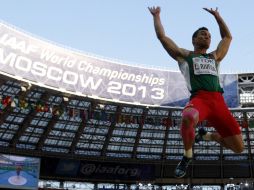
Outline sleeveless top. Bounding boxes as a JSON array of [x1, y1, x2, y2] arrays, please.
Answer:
[[178, 53, 223, 96]]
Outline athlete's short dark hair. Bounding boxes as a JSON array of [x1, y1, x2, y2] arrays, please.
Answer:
[[192, 27, 209, 40]]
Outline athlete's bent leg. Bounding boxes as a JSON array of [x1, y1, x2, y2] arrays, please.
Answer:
[[221, 134, 244, 153], [208, 94, 244, 153], [196, 130, 244, 153]]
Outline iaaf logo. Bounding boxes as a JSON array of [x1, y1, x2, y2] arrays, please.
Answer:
[[80, 163, 140, 176]]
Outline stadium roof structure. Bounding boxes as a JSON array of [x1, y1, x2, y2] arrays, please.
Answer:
[[0, 21, 254, 186]]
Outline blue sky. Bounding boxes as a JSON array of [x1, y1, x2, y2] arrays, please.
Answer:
[[0, 0, 253, 73]]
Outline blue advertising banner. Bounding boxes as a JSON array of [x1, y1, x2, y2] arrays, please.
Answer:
[[0, 22, 239, 107], [41, 158, 155, 181]]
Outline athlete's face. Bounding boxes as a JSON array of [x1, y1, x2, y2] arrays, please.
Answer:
[[193, 30, 211, 49]]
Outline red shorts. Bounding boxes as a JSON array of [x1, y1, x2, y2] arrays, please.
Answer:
[[185, 90, 241, 138]]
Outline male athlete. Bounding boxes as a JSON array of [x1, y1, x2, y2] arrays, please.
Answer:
[[148, 6, 244, 178]]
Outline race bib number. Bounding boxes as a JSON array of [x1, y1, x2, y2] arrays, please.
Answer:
[[193, 57, 218, 76]]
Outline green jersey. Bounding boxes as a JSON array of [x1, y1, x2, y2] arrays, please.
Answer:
[[178, 53, 223, 95]]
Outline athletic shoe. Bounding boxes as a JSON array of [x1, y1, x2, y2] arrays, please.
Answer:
[[195, 127, 207, 143], [174, 156, 192, 178]]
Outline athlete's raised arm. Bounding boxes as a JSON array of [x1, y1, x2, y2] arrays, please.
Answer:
[[148, 6, 189, 62], [204, 7, 232, 62]]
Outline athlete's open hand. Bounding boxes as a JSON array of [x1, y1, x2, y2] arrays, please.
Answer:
[[148, 6, 161, 16], [203, 7, 220, 18]]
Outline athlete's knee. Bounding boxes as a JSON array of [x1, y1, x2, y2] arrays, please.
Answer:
[[182, 107, 199, 127], [232, 143, 244, 154], [224, 139, 244, 154], [180, 107, 198, 141]]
